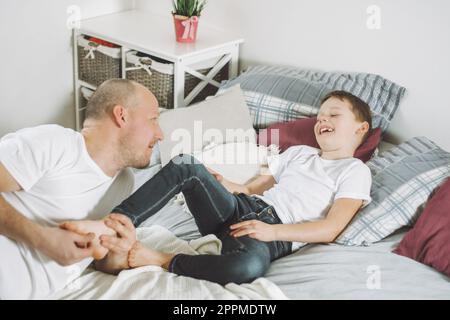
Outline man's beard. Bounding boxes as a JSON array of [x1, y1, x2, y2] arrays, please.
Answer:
[[118, 136, 151, 169]]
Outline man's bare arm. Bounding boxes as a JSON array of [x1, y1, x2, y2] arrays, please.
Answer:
[[0, 163, 95, 265], [0, 163, 36, 245], [0, 163, 21, 192]]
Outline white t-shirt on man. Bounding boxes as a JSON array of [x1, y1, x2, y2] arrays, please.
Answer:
[[0, 125, 132, 299], [257, 145, 372, 251]]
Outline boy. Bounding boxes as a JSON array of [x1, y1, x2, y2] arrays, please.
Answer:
[[64, 90, 372, 285]]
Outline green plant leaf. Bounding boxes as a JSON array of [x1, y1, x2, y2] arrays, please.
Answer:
[[172, 0, 178, 13], [173, 0, 206, 17]]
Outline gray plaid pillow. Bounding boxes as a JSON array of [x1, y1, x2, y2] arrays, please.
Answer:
[[335, 137, 450, 246], [221, 66, 406, 132], [242, 90, 317, 129]]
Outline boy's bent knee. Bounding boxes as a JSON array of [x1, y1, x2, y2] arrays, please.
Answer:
[[170, 154, 207, 177], [171, 154, 201, 166]]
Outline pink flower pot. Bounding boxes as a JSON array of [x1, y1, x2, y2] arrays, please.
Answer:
[[173, 14, 199, 43]]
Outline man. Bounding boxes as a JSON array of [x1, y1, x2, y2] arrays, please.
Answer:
[[0, 79, 163, 299]]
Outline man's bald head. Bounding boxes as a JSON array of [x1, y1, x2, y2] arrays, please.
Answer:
[[85, 79, 143, 120], [82, 78, 162, 170]]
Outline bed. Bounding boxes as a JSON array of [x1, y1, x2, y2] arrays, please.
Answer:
[[53, 66, 449, 299]]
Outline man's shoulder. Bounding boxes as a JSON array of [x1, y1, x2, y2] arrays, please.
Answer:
[[3, 124, 78, 144], [1, 124, 82, 161], [18, 124, 76, 137]]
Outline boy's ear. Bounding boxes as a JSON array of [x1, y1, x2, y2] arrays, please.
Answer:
[[356, 121, 370, 135]]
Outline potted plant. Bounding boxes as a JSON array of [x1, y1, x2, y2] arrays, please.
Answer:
[[172, 0, 206, 43]]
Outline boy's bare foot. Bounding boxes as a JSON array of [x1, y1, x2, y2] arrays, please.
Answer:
[[94, 248, 130, 275], [95, 214, 137, 274], [128, 241, 174, 270], [60, 220, 116, 260]]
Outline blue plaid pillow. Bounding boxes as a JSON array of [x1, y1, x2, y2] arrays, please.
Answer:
[[221, 66, 406, 132], [335, 137, 450, 246]]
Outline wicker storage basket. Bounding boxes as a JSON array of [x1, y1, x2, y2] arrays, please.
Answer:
[[126, 51, 228, 109], [186, 65, 229, 105], [77, 36, 121, 86]]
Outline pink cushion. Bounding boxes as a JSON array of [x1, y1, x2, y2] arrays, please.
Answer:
[[257, 117, 381, 162], [393, 178, 450, 277]]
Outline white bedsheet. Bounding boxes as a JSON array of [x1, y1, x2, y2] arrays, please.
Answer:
[[49, 225, 288, 300]]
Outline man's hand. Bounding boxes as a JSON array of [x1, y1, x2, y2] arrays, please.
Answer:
[[229, 220, 278, 242], [36, 226, 95, 266]]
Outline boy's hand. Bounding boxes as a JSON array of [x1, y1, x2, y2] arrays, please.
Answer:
[[229, 220, 277, 242], [93, 214, 137, 274], [207, 167, 251, 195], [100, 213, 136, 254], [207, 167, 223, 182]]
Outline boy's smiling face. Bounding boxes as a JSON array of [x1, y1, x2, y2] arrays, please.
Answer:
[[314, 97, 369, 157]]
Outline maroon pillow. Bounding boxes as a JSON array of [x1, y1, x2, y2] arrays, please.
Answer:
[[393, 178, 450, 277], [257, 117, 382, 162]]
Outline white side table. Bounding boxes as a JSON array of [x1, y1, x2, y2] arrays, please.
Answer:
[[73, 10, 244, 130]]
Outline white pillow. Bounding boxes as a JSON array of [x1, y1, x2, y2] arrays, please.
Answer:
[[193, 141, 280, 184], [174, 141, 279, 212], [158, 85, 256, 166]]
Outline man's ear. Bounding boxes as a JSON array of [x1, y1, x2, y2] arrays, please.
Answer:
[[356, 121, 370, 135], [112, 105, 127, 127]]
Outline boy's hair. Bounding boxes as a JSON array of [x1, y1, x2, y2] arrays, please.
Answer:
[[321, 90, 373, 142]]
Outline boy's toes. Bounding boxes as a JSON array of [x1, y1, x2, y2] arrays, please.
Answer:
[[128, 246, 136, 267], [60, 221, 76, 231], [92, 247, 109, 260], [59, 221, 88, 235], [128, 241, 142, 268]]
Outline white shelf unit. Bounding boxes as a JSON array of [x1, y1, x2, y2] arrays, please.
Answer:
[[73, 10, 244, 131]]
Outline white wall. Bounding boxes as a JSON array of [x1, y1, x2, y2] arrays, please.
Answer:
[[2, 0, 449, 151], [0, 0, 134, 137], [136, 0, 450, 151]]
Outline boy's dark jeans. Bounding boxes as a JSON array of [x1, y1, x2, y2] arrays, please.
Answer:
[[112, 154, 292, 285]]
